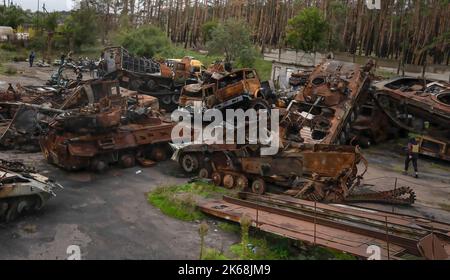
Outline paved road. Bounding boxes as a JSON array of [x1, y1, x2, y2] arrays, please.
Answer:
[[0, 153, 238, 260]]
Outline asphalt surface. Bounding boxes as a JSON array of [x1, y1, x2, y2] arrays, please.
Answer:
[[0, 153, 238, 260]]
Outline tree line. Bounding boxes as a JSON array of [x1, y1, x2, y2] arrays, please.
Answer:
[[1, 0, 449, 65]]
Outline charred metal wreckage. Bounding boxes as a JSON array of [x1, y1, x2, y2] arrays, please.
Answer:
[[374, 77, 450, 161], [99, 47, 203, 110], [280, 60, 375, 145], [0, 159, 62, 222], [174, 142, 415, 205]]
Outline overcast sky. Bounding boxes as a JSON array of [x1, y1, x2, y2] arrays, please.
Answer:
[[10, 0, 74, 12]]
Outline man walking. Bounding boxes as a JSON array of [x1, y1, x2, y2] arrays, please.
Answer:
[[29, 51, 35, 67], [404, 137, 420, 178]]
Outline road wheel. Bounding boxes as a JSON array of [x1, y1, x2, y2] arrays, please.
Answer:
[[198, 168, 210, 179], [251, 178, 266, 195], [211, 172, 223, 186], [180, 153, 199, 173], [147, 80, 157, 90], [5, 199, 23, 223], [223, 174, 235, 189], [236, 175, 249, 191], [161, 95, 172, 105], [120, 154, 136, 168], [150, 145, 169, 161], [171, 94, 179, 104], [91, 159, 108, 173], [250, 98, 271, 112]]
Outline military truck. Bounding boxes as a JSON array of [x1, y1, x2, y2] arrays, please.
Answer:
[[100, 47, 202, 110]]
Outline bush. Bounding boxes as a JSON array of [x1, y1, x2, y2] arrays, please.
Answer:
[[0, 43, 16, 52], [116, 25, 172, 58]]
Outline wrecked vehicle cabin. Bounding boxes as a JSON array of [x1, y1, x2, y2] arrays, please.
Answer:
[[374, 77, 450, 161], [280, 60, 374, 145], [179, 68, 274, 111]]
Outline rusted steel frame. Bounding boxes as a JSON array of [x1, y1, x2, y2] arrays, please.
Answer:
[[259, 192, 450, 234], [198, 201, 404, 259], [239, 192, 429, 239], [222, 195, 421, 255]]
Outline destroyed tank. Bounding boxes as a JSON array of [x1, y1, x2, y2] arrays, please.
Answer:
[[173, 143, 416, 205], [374, 77, 450, 160], [281, 60, 374, 145], [40, 95, 176, 172], [0, 159, 61, 222]]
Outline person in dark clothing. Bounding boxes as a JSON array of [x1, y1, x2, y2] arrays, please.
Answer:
[[29, 51, 35, 67], [404, 138, 419, 178], [60, 54, 66, 65]]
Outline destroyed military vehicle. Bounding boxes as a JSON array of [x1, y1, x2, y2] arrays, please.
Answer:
[[100, 47, 201, 110], [373, 77, 450, 161], [280, 60, 374, 145], [0, 159, 62, 222], [40, 93, 176, 172], [178, 68, 275, 111], [173, 143, 416, 205]]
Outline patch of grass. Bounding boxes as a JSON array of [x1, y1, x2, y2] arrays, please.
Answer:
[[218, 221, 241, 234], [375, 69, 397, 79], [230, 235, 292, 260], [252, 58, 272, 81], [148, 182, 231, 221], [201, 248, 229, 260], [0, 62, 17, 75]]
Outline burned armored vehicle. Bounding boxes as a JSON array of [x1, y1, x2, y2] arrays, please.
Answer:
[[100, 47, 201, 110], [373, 77, 450, 160], [179, 68, 275, 112], [40, 94, 176, 172], [280, 60, 374, 145], [173, 143, 415, 205], [0, 159, 62, 222]]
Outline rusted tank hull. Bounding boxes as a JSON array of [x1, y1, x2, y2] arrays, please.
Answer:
[[374, 77, 450, 141], [40, 122, 174, 171], [281, 60, 374, 145]]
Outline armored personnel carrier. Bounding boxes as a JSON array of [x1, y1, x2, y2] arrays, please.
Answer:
[[280, 60, 374, 145], [0, 159, 61, 222]]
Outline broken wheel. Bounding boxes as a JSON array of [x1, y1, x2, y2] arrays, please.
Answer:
[[223, 174, 235, 189], [251, 178, 266, 195]]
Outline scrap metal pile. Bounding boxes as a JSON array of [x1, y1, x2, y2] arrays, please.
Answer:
[[0, 159, 62, 222]]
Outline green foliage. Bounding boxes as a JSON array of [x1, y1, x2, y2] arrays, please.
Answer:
[[43, 12, 59, 32], [116, 25, 172, 58], [286, 7, 328, 53], [207, 19, 259, 67], [230, 236, 291, 260], [0, 5, 28, 29], [201, 20, 218, 43], [201, 248, 229, 260], [0, 43, 16, 52], [147, 183, 229, 221], [54, 7, 98, 51]]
